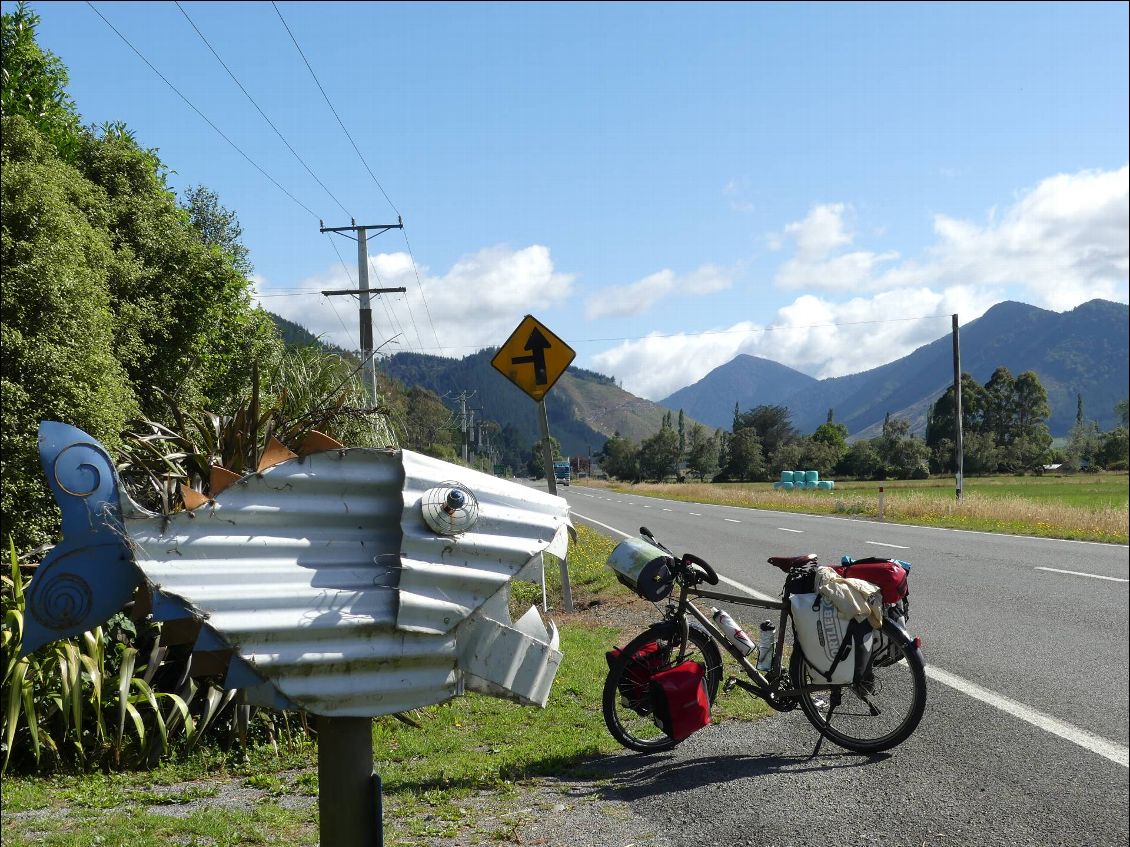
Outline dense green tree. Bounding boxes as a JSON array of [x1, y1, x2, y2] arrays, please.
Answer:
[[685, 423, 719, 481], [1, 3, 82, 161], [599, 434, 639, 482], [836, 440, 882, 479], [1, 7, 286, 551], [771, 438, 843, 478], [733, 405, 798, 457], [725, 428, 765, 481], [639, 427, 680, 482], [925, 373, 987, 471], [182, 184, 253, 276], [811, 421, 849, 453], [983, 367, 1017, 446], [877, 416, 930, 479], [527, 436, 563, 479], [1, 117, 137, 550]]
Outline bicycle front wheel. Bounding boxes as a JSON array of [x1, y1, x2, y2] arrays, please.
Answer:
[[603, 624, 722, 753], [789, 619, 926, 754]]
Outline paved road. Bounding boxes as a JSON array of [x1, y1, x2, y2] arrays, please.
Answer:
[[534, 482, 1130, 846]]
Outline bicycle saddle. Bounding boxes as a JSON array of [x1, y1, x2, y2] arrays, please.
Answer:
[[766, 553, 818, 573]]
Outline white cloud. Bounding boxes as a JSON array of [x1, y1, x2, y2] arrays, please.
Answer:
[[257, 244, 574, 356], [921, 165, 1129, 310], [584, 263, 734, 319], [772, 167, 1130, 309], [591, 285, 1003, 400]]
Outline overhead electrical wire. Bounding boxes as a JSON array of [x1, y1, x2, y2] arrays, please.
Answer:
[[88, 2, 394, 376], [86, 1, 321, 221], [271, 1, 442, 353], [174, 1, 352, 219]]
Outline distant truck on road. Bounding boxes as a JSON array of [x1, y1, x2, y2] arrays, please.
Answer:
[[553, 461, 571, 486]]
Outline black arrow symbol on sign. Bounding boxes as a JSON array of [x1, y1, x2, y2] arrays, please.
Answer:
[[510, 328, 551, 385]]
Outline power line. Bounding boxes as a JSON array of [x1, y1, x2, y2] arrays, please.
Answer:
[[174, 1, 352, 219], [271, 1, 442, 352], [86, 1, 321, 221], [271, 1, 398, 216]]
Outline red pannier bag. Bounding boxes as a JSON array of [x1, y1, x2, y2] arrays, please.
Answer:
[[649, 660, 711, 741], [834, 558, 908, 604], [606, 641, 665, 715]]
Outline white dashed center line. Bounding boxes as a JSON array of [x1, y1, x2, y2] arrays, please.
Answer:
[[866, 540, 910, 549], [778, 527, 804, 533], [724, 518, 741, 523], [1035, 567, 1129, 583]]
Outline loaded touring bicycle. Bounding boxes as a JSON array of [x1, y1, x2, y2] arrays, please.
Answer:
[[603, 528, 927, 754]]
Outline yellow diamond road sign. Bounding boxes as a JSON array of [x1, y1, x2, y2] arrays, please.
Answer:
[[491, 315, 575, 402]]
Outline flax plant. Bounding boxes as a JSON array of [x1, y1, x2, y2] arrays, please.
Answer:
[[2, 540, 195, 773]]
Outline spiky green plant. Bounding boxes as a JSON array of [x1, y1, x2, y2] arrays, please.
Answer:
[[1, 539, 196, 773]]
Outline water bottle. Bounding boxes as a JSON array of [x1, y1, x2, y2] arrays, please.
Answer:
[[756, 620, 776, 672], [711, 607, 755, 656]]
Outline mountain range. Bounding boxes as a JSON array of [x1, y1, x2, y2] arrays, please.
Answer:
[[271, 298, 1128, 454], [660, 299, 1128, 437]]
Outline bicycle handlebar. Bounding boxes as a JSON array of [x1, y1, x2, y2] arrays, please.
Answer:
[[640, 527, 719, 586], [681, 553, 719, 585]]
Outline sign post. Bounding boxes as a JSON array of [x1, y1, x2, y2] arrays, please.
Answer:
[[492, 315, 576, 611]]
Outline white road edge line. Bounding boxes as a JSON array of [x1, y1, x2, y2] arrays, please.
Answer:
[[570, 510, 1129, 770], [778, 528, 804, 533], [1035, 566, 1129, 583], [866, 541, 911, 549], [925, 666, 1129, 768]]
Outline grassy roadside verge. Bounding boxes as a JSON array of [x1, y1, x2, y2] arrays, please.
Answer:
[[578, 475, 1129, 544], [1, 524, 767, 847]]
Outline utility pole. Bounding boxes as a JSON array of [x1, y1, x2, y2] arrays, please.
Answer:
[[952, 313, 964, 502], [320, 218, 405, 401]]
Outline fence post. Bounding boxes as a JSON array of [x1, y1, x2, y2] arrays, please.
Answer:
[[878, 486, 885, 522]]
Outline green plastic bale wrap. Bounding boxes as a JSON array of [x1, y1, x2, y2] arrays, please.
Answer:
[[779, 470, 794, 483], [805, 470, 819, 483]]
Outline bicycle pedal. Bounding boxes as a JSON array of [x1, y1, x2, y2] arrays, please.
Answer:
[[723, 676, 739, 693]]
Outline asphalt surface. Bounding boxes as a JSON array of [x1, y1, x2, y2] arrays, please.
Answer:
[[533, 481, 1130, 847]]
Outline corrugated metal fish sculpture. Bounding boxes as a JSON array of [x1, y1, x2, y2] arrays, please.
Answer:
[[22, 422, 572, 716]]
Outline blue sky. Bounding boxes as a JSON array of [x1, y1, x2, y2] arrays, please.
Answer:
[[14, 1, 1129, 399]]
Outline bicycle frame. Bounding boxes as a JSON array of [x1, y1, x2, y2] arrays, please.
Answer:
[[665, 578, 791, 701]]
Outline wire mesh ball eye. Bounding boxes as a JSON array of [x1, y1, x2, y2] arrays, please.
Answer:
[[420, 482, 479, 535]]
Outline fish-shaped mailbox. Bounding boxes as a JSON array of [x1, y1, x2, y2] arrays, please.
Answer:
[[22, 422, 572, 716]]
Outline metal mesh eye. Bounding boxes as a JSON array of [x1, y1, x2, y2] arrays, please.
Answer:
[[420, 482, 479, 535]]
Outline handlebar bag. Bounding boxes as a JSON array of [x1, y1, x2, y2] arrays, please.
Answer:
[[790, 593, 875, 685], [606, 641, 665, 715], [606, 537, 675, 601], [648, 660, 711, 740], [833, 559, 908, 604]]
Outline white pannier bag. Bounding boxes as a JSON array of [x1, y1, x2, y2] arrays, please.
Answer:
[[789, 593, 874, 685]]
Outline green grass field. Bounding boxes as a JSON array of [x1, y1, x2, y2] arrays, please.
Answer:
[[820, 473, 1129, 509]]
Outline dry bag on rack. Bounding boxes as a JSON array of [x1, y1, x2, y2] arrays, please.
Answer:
[[789, 593, 874, 685], [833, 558, 909, 604], [649, 660, 711, 740], [606, 537, 676, 601]]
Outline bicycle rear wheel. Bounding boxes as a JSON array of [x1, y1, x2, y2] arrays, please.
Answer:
[[789, 619, 926, 754], [603, 624, 722, 753]]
